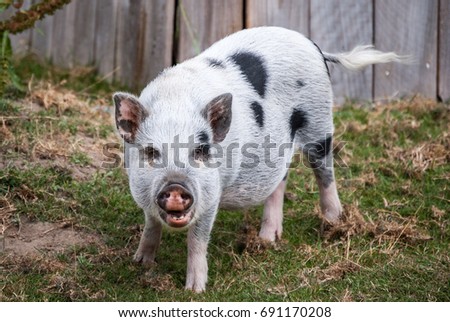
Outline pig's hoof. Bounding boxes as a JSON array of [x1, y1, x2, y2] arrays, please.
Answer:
[[133, 251, 156, 266], [258, 230, 280, 243], [320, 219, 340, 238], [185, 283, 206, 293], [185, 276, 207, 293], [320, 221, 333, 236]]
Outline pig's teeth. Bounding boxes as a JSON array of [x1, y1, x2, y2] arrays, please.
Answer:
[[170, 213, 185, 220]]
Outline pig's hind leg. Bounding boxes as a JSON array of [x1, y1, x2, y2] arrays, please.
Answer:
[[290, 99, 342, 227], [259, 174, 287, 242], [302, 134, 342, 226], [134, 211, 162, 265]]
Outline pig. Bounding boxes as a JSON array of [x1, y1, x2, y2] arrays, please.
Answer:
[[112, 26, 404, 292]]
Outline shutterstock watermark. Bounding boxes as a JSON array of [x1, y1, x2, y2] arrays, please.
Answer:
[[101, 134, 347, 170]]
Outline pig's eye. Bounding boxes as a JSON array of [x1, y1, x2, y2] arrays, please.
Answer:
[[193, 144, 210, 161], [144, 146, 160, 163]]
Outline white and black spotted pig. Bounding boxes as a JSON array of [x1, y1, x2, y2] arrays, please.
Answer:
[[113, 27, 404, 292]]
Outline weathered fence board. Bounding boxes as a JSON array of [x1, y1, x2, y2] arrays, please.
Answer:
[[439, 0, 450, 102], [246, 0, 309, 36], [113, 0, 174, 89], [30, 11, 53, 60], [374, 0, 438, 100], [311, 0, 373, 104], [94, 0, 119, 82], [139, 0, 175, 87], [73, 0, 97, 66], [50, 0, 77, 68], [114, 0, 136, 86], [177, 0, 243, 63]]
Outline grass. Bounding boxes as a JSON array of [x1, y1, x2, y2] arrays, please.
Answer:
[[0, 57, 449, 301]]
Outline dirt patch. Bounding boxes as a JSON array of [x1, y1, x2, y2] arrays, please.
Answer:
[[2, 216, 101, 256]]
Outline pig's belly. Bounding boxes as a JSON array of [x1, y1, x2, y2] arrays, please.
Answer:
[[218, 171, 283, 210], [218, 141, 294, 209]]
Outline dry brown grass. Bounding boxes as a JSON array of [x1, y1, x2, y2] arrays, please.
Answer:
[[391, 135, 450, 177], [1, 79, 118, 181], [322, 204, 432, 244], [0, 195, 16, 236]]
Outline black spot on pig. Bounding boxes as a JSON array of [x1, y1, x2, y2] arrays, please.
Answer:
[[198, 131, 209, 143], [250, 101, 264, 128], [206, 58, 225, 68], [296, 80, 305, 88], [304, 135, 332, 161], [289, 108, 308, 140], [303, 135, 334, 188], [230, 52, 267, 98], [118, 119, 134, 133], [282, 172, 288, 181], [312, 167, 334, 188]]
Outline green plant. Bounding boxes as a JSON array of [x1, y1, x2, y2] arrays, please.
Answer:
[[0, 0, 71, 96]]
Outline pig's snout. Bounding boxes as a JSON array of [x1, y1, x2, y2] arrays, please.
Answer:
[[157, 184, 193, 211], [157, 184, 194, 228]]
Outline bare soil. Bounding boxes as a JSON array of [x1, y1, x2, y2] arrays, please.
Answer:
[[2, 216, 101, 256]]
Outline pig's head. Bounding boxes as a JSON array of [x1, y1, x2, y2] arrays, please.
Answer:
[[113, 91, 232, 229]]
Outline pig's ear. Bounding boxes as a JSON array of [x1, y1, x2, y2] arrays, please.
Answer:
[[113, 92, 148, 144], [202, 93, 232, 143]]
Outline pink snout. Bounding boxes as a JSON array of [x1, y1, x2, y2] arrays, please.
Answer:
[[157, 184, 193, 228]]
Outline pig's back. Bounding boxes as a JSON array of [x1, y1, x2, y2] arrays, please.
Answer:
[[191, 27, 333, 208]]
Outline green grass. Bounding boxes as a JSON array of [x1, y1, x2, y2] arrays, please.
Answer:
[[0, 59, 449, 301]]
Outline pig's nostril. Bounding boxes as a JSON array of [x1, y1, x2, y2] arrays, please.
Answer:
[[156, 195, 166, 210]]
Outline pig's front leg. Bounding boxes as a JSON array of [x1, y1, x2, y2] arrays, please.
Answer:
[[259, 178, 287, 242], [134, 210, 162, 265], [185, 212, 215, 293]]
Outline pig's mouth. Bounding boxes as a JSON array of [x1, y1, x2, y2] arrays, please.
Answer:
[[163, 209, 194, 228]]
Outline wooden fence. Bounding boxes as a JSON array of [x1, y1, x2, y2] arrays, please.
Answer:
[[6, 0, 450, 103]]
